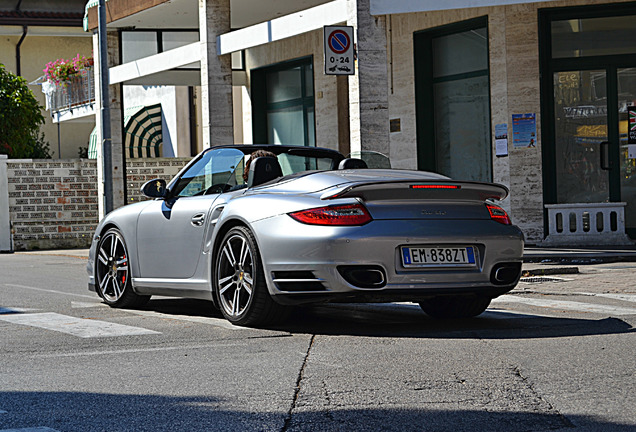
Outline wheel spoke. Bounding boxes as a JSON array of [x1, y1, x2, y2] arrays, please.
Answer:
[[238, 238, 248, 267], [232, 288, 240, 316], [98, 248, 109, 265], [110, 235, 118, 257], [219, 279, 234, 295], [99, 273, 110, 292], [222, 243, 236, 267], [112, 278, 123, 299], [218, 274, 233, 286], [242, 281, 252, 296], [243, 274, 253, 295]]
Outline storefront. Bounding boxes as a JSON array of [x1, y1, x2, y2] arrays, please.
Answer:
[[539, 2, 636, 239]]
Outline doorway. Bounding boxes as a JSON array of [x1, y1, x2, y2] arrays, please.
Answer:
[[414, 17, 492, 182], [540, 4, 636, 238]]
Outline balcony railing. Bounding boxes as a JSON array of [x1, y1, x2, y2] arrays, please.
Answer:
[[44, 67, 95, 114]]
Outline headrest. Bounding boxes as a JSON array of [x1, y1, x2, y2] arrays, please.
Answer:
[[338, 158, 368, 169], [247, 156, 283, 188]]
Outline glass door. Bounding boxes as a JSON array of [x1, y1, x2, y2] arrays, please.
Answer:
[[553, 69, 609, 204], [618, 67, 636, 236], [553, 66, 636, 237]]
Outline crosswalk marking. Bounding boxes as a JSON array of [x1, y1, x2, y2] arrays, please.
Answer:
[[0, 428, 60, 432], [493, 295, 636, 316], [4, 284, 95, 299], [122, 308, 243, 330], [0, 307, 37, 314], [0, 312, 160, 338]]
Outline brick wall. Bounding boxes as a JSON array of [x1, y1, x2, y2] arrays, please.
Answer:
[[6, 159, 99, 251], [3, 157, 190, 251], [126, 158, 190, 204]]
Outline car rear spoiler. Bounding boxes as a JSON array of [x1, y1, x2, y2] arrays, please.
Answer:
[[320, 180, 509, 202]]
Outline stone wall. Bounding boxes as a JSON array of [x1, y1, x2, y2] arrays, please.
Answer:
[[1, 157, 190, 251]]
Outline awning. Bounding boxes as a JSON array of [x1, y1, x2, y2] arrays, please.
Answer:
[[87, 103, 163, 159]]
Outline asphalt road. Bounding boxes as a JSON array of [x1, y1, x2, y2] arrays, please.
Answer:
[[1, 252, 635, 432]]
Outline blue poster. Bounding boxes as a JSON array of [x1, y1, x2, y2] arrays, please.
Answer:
[[512, 113, 536, 148]]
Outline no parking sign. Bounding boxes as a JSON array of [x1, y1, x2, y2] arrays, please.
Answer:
[[324, 26, 355, 75]]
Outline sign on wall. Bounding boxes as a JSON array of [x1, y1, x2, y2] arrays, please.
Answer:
[[324, 26, 355, 75], [512, 113, 537, 148]]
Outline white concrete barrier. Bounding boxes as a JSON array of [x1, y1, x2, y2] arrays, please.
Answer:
[[543, 202, 633, 246]]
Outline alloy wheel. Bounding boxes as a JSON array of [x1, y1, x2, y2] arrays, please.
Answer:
[[216, 232, 254, 319], [96, 230, 129, 303]]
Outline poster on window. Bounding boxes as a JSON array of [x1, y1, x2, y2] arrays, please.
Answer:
[[512, 113, 537, 148], [629, 106, 636, 159]]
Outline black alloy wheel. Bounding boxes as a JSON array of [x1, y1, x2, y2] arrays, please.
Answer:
[[95, 228, 149, 308], [215, 226, 287, 326]]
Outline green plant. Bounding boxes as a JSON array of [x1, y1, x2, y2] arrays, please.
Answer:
[[0, 63, 50, 159]]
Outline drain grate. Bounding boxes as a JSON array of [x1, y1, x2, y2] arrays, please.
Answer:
[[519, 276, 570, 283]]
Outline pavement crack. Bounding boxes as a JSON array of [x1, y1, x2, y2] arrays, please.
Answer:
[[512, 365, 576, 429], [281, 334, 315, 432]]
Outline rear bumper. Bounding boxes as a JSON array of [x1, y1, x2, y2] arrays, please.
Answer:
[[252, 217, 524, 305]]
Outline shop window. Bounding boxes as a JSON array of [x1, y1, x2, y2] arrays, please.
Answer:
[[414, 18, 492, 182], [551, 15, 636, 59], [252, 57, 315, 146]]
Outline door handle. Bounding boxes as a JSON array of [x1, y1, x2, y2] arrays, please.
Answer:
[[600, 141, 611, 170], [191, 213, 205, 226]]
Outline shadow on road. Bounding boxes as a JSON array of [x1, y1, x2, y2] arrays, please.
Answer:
[[140, 298, 635, 340], [0, 390, 634, 432]]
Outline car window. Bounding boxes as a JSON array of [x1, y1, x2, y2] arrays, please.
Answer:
[[277, 154, 335, 175], [348, 151, 391, 169], [171, 148, 245, 197]]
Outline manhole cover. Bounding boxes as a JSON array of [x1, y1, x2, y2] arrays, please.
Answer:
[[519, 276, 570, 283]]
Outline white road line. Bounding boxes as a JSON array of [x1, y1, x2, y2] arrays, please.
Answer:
[[122, 308, 242, 330], [576, 292, 636, 303], [35, 341, 247, 358], [71, 301, 104, 308], [0, 312, 160, 338], [0, 428, 60, 432], [493, 295, 636, 316], [0, 307, 38, 314], [4, 284, 95, 299]]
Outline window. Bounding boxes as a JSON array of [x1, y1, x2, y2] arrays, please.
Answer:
[[415, 18, 492, 182], [171, 148, 244, 197], [252, 57, 316, 146]]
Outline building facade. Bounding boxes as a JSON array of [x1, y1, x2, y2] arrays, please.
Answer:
[[82, 0, 636, 245], [0, 0, 94, 159]]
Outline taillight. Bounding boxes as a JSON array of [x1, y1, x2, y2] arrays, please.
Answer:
[[289, 204, 372, 226], [486, 204, 512, 225]]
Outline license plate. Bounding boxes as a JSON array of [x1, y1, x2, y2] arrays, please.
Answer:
[[401, 246, 476, 267]]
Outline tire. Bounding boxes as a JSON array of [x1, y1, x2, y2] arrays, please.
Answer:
[[214, 226, 288, 326], [95, 228, 150, 308], [419, 295, 491, 319]]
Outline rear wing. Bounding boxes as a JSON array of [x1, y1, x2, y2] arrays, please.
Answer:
[[320, 180, 509, 202]]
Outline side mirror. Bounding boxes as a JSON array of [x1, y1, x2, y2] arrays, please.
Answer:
[[141, 178, 167, 198]]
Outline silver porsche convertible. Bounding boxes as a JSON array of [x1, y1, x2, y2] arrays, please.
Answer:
[[87, 145, 524, 326]]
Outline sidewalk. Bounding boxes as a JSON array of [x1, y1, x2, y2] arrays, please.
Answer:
[[14, 245, 636, 264], [524, 246, 636, 264]]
